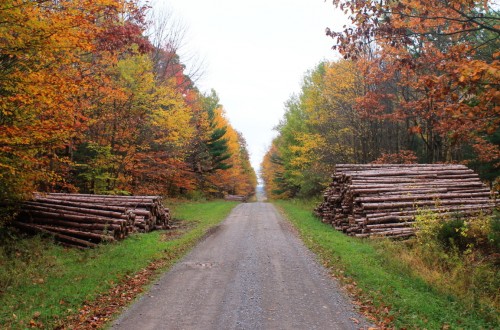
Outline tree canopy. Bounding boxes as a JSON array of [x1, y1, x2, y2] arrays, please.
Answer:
[[0, 0, 256, 201]]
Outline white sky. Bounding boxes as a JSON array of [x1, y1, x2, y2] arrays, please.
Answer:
[[154, 0, 347, 176]]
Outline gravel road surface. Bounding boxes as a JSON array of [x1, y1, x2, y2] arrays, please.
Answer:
[[112, 202, 371, 330]]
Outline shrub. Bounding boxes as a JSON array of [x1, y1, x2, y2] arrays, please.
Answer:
[[185, 190, 207, 201], [415, 209, 499, 255], [436, 217, 469, 251], [488, 214, 500, 252], [411, 209, 499, 320]]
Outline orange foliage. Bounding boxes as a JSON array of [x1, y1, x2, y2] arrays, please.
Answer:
[[328, 0, 500, 163], [371, 150, 418, 165], [261, 141, 290, 199], [207, 108, 256, 196], [0, 0, 143, 199], [0, 1, 256, 200]]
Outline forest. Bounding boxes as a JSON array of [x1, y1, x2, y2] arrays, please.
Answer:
[[0, 0, 257, 203], [262, 0, 499, 199], [0, 1, 499, 328]]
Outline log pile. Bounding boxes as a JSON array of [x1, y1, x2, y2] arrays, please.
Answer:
[[13, 193, 171, 248], [315, 164, 496, 238], [224, 195, 248, 202]]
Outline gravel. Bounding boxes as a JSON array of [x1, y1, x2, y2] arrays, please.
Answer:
[[112, 202, 372, 330]]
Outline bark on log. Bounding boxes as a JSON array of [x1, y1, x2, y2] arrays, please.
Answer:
[[33, 197, 131, 213], [36, 225, 115, 242], [15, 193, 172, 247], [23, 202, 132, 220], [23, 210, 126, 226], [314, 163, 496, 238], [12, 222, 98, 248], [27, 217, 122, 232]]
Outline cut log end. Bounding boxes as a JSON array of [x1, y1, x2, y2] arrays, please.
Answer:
[[316, 164, 495, 238]]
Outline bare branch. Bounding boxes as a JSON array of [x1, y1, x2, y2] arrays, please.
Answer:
[[146, 4, 206, 85]]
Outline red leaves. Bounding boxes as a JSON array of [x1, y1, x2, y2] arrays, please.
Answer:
[[327, 267, 397, 329], [63, 259, 166, 329], [96, 22, 152, 54], [372, 150, 418, 164], [1, 0, 257, 202], [326, 0, 500, 163], [472, 136, 500, 163], [0, 0, 152, 199]]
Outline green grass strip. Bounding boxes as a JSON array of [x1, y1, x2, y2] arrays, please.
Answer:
[[0, 200, 237, 329], [275, 199, 497, 329]]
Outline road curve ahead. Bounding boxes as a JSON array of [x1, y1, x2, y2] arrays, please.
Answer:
[[112, 202, 371, 330]]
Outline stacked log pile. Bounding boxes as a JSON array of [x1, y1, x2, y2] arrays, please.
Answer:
[[224, 195, 248, 202], [315, 164, 495, 238], [14, 193, 171, 248]]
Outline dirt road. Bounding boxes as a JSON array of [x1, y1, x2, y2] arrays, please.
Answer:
[[112, 203, 371, 329]]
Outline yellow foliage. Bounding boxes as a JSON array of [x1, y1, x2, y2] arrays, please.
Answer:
[[207, 107, 256, 196], [151, 83, 194, 148]]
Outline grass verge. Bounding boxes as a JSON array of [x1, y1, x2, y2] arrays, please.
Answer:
[[274, 199, 499, 329], [0, 200, 237, 329]]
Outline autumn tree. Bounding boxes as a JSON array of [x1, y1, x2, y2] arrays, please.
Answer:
[[185, 91, 256, 197], [263, 1, 499, 198], [0, 0, 149, 200], [185, 91, 230, 192], [208, 123, 257, 197], [0, 1, 256, 202], [262, 59, 428, 198], [148, 7, 204, 87], [261, 139, 294, 199], [327, 0, 500, 165], [234, 132, 258, 196]]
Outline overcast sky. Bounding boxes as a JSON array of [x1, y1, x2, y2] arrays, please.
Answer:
[[154, 0, 347, 177]]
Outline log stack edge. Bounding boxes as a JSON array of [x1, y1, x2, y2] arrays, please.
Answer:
[[13, 193, 171, 248], [314, 164, 496, 238]]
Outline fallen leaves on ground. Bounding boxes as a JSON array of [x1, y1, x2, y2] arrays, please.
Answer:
[[61, 249, 180, 329], [323, 260, 395, 329]]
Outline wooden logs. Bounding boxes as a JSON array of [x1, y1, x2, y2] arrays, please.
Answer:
[[13, 222, 98, 248], [224, 195, 248, 202], [15, 193, 172, 248], [315, 164, 496, 238]]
